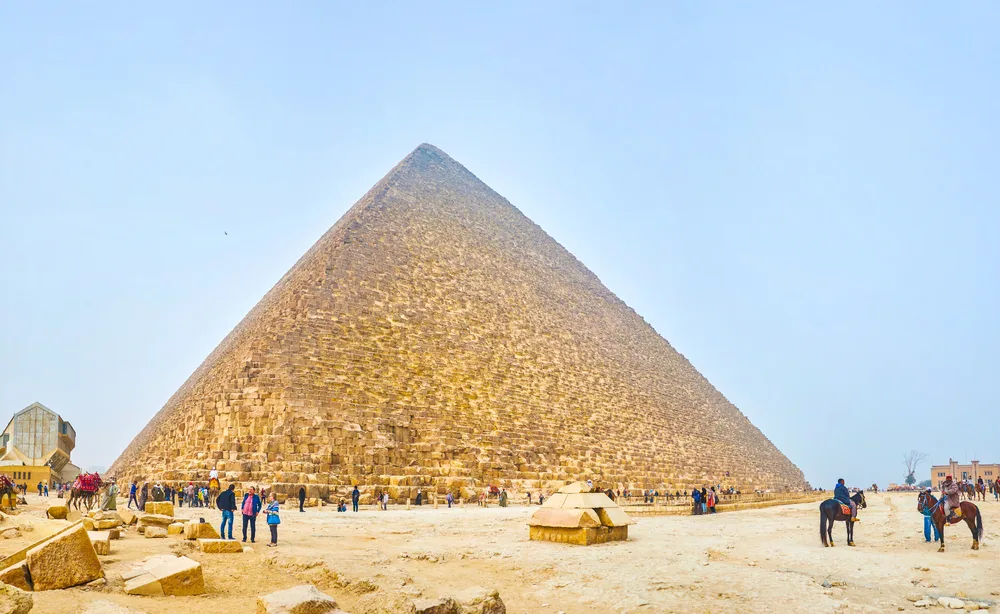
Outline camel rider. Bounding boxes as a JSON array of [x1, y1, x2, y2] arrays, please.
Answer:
[[834, 478, 858, 522], [210, 466, 219, 481], [941, 475, 961, 522]]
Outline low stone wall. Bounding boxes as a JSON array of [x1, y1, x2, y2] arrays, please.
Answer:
[[620, 491, 830, 517]]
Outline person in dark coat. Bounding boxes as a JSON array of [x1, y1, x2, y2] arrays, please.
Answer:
[[241, 486, 262, 543], [298, 486, 306, 512], [834, 478, 858, 521], [352, 486, 360, 512], [217, 484, 237, 539]]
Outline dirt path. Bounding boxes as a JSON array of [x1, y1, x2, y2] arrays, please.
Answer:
[[3, 492, 996, 613]]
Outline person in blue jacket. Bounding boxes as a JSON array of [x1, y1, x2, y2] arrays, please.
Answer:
[[834, 479, 858, 522], [920, 487, 941, 542], [241, 486, 262, 543]]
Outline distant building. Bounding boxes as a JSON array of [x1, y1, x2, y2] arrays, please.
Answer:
[[0, 402, 80, 487], [930, 458, 999, 489]]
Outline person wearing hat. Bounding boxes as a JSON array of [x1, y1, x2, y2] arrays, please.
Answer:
[[921, 486, 941, 542], [941, 475, 961, 522]]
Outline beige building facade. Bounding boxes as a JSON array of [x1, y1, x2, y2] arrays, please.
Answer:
[[0, 402, 79, 487], [930, 458, 999, 489]]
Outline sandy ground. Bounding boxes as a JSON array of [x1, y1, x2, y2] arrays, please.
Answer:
[[1, 492, 997, 613]]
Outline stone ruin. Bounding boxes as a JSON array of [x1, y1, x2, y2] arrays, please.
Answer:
[[528, 481, 634, 545], [109, 143, 808, 501]]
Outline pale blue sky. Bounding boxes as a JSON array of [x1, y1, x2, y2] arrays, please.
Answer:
[[1, 4, 997, 486]]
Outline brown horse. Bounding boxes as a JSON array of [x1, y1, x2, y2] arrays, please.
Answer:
[[975, 481, 986, 502], [0, 475, 17, 511], [917, 491, 983, 552]]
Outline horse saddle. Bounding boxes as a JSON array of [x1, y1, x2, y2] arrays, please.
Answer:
[[947, 507, 963, 523], [839, 503, 852, 516]]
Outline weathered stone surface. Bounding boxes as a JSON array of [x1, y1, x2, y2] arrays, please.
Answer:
[[0, 563, 31, 592], [117, 509, 136, 526], [138, 514, 173, 528], [109, 528, 121, 540], [413, 597, 460, 614], [354, 591, 416, 614], [167, 523, 185, 535], [94, 519, 118, 530], [527, 508, 600, 529], [595, 507, 634, 527], [199, 539, 242, 553], [144, 502, 174, 517], [528, 525, 628, 546], [453, 587, 505, 614], [123, 556, 204, 596], [88, 531, 111, 555], [0, 582, 32, 614], [144, 526, 167, 538], [255, 584, 341, 613], [82, 518, 95, 531], [184, 522, 220, 540], [46, 504, 68, 520], [82, 601, 148, 614], [108, 144, 809, 497], [0, 529, 20, 540], [25, 524, 103, 590]]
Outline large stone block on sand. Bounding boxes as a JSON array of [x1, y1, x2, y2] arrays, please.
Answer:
[[453, 587, 505, 614], [528, 524, 628, 546], [138, 514, 174, 528], [144, 501, 174, 516], [167, 522, 185, 535], [0, 582, 32, 614], [184, 522, 220, 540], [595, 507, 634, 527], [123, 555, 204, 596], [199, 539, 242, 553], [256, 584, 342, 613], [118, 509, 136, 525], [88, 531, 112, 555], [144, 526, 167, 538], [0, 562, 31, 591], [413, 597, 460, 614], [46, 503, 68, 520], [94, 519, 119, 530], [26, 523, 103, 590]]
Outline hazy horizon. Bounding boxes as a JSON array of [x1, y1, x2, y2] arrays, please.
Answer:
[[2, 4, 997, 488]]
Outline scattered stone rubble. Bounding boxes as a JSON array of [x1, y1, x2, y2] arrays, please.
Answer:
[[256, 584, 344, 613], [123, 555, 205, 596]]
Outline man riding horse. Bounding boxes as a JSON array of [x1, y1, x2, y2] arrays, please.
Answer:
[[941, 475, 961, 523], [835, 479, 859, 522]]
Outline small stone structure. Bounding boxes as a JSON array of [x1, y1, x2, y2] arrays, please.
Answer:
[[528, 482, 634, 545]]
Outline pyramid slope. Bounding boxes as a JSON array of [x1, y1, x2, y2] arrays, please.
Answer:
[[110, 144, 807, 497]]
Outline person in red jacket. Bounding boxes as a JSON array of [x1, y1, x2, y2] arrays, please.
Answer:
[[241, 486, 262, 543]]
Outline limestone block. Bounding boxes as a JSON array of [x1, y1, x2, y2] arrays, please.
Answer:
[[540, 493, 567, 509], [138, 514, 174, 528], [413, 597, 459, 614], [144, 502, 174, 516], [0, 582, 32, 614], [453, 587, 505, 614], [167, 522, 185, 535], [255, 584, 341, 613], [66, 510, 83, 522], [94, 519, 119, 530], [123, 555, 204, 596], [46, 503, 68, 520], [595, 507, 634, 527], [118, 509, 136, 525], [184, 522, 220, 540], [0, 562, 31, 591], [82, 517, 95, 531], [199, 539, 242, 553], [145, 526, 168, 538], [25, 523, 104, 590], [527, 508, 600, 528], [109, 528, 121, 540], [88, 530, 112, 555]]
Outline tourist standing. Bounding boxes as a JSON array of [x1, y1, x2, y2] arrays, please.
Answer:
[[241, 486, 261, 543], [446, 492, 454, 508], [102, 479, 119, 511], [298, 486, 306, 512], [921, 487, 941, 543], [265, 493, 280, 547], [416, 489, 422, 506], [43, 483, 48, 497], [382, 491, 389, 511], [527, 492, 532, 505], [707, 487, 717, 514], [352, 486, 360, 512], [217, 484, 237, 540], [691, 488, 701, 515], [138, 483, 149, 512]]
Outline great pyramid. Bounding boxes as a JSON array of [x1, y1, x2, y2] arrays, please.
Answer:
[[110, 144, 807, 500]]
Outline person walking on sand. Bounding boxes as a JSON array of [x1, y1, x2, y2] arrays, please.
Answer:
[[264, 493, 280, 547], [241, 486, 262, 543], [127, 481, 138, 510], [352, 486, 360, 512], [138, 483, 149, 511], [298, 486, 306, 512], [217, 484, 237, 540]]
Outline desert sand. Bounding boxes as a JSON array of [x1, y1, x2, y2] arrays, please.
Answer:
[[1, 491, 996, 613]]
